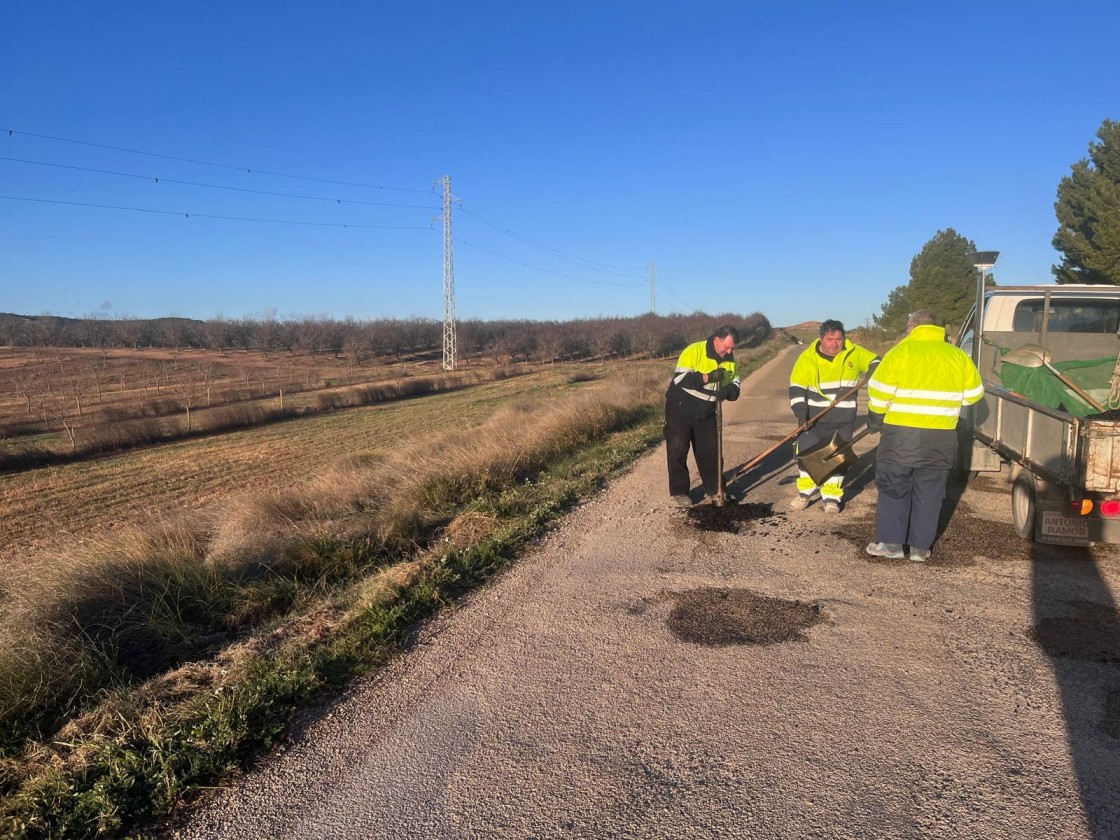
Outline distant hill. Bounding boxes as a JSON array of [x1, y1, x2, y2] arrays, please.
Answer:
[[782, 321, 820, 331]]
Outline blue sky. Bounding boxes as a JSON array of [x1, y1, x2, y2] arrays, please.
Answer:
[[3, 1, 1118, 329]]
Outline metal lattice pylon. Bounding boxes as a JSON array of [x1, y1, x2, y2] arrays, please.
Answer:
[[440, 175, 457, 371]]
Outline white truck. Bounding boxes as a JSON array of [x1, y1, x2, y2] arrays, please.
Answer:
[[957, 284, 1120, 546]]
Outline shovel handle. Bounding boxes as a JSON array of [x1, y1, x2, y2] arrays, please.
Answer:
[[1045, 361, 1105, 413]]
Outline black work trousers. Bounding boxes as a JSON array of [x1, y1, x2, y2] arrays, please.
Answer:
[[664, 398, 721, 497], [874, 460, 949, 551]]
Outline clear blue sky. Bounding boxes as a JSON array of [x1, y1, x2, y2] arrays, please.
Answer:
[[3, 1, 1119, 329]]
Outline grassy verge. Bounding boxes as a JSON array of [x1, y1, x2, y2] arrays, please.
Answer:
[[0, 341, 783, 838]]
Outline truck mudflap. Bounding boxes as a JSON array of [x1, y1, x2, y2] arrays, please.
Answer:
[[1035, 506, 1092, 545], [1034, 507, 1120, 546]]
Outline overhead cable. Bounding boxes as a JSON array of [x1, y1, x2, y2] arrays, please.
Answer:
[[457, 237, 646, 287], [1, 195, 435, 229], [5, 128, 432, 193], [458, 205, 645, 277], [0, 156, 441, 209]]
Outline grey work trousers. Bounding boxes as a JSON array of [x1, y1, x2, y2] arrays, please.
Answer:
[[874, 461, 949, 551]]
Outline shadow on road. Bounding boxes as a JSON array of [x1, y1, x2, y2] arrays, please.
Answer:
[[726, 439, 796, 499], [1031, 538, 1120, 837]]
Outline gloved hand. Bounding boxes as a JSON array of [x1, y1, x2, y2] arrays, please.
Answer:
[[706, 368, 724, 385], [794, 411, 809, 427], [866, 413, 883, 433]]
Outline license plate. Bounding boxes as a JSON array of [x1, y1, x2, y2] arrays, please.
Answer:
[[1039, 510, 1090, 543]]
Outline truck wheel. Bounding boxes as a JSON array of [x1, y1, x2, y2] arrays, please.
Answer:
[[1011, 474, 1037, 540]]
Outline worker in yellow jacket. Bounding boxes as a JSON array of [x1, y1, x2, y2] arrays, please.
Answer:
[[865, 310, 984, 562], [788, 319, 880, 513], [664, 325, 742, 507]]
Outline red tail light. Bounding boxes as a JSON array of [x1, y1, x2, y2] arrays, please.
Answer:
[[1100, 500, 1120, 518]]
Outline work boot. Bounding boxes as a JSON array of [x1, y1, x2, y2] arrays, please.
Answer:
[[789, 489, 820, 510], [865, 542, 904, 559], [910, 548, 931, 563], [671, 495, 692, 508], [823, 500, 841, 514]]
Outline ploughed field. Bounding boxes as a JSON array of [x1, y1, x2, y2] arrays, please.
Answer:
[[0, 350, 629, 568]]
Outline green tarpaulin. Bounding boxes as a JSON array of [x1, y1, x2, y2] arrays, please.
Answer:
[[999, 355, 1117, 417]]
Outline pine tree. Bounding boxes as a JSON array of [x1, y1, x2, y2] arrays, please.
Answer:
[[874, 228, 979, 334], [1052, 119, 1120, 285]]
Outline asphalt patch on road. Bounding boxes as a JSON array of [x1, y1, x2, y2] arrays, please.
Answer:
[[667, 587, 824, 646], [1031, 600, 1120, 664], [685, 502, 778, 534]]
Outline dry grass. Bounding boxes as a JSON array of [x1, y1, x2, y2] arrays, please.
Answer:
[[0, 338, 788, 836], [0, 361, 649, 568], [0, 359, 670, 746]]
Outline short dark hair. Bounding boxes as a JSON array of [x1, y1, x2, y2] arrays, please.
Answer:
[[713, 325, 740, 343], [819, 319, 845, 339]]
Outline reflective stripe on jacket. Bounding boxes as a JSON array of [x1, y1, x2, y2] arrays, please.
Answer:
[[867, 325, 983, 430], [665, 337, 741, 419], [788, 338, 880, 425]]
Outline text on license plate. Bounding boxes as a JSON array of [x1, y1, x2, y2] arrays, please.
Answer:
[[1040, 510, 1090, 540]]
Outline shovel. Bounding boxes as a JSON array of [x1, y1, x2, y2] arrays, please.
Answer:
[[1001, 343, 1105, 412], [796, 424, 874, 486], [733, 379, 865, 480]]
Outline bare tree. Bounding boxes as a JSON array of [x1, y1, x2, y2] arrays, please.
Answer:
[[40, 394, 79, 453], [60, 373, 91, 417], [197, 363, 219, 406], [201, 317, 231, 355], [12, 369, 41, 414], [171, 376, 201, 433], [114, 316, 143, 349]]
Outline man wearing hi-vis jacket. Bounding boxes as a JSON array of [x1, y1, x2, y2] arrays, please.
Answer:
[[664, 325, 741, 507], [865, 309, 984, 562], [788, 320, 880, 513]]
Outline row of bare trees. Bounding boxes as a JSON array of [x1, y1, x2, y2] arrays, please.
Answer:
[[0, 312, 771, 365], [5, 359, 319, 439]]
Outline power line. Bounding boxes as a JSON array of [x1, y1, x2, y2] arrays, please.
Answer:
[[458, 205, 645, 277], [0, 155, 441, 209], [1, 195, 435, 229], [5, 128, 433, 193], [5, 129, 651, 302], [457, 237, 646, 287], [655, 280, 695, 312]]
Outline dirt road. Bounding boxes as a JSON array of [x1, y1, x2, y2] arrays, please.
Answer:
[[173, 345, 1120, 839]]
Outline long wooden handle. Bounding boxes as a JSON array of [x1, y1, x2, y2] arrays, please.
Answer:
[[1045, 361, 1105, 412], [733, 380, 864, 479]]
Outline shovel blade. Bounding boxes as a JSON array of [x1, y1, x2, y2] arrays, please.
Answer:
[[796, 431, 859, 486]]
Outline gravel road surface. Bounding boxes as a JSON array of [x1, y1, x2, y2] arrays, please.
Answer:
[[172, 345, 1120, 839]]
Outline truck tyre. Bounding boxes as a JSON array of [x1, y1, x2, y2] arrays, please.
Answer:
[[1012, 473, 1037, 540]]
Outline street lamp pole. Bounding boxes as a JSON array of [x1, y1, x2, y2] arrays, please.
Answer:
[[971, 250, 999, 368]]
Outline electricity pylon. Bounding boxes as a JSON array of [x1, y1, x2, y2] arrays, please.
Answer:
[[439, 175, 457, 371]]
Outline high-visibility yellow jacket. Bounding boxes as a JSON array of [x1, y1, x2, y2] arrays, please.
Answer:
[[867, 325, 983, 430], [788, 338, 880, 426], [665, 337, 741, 419]]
